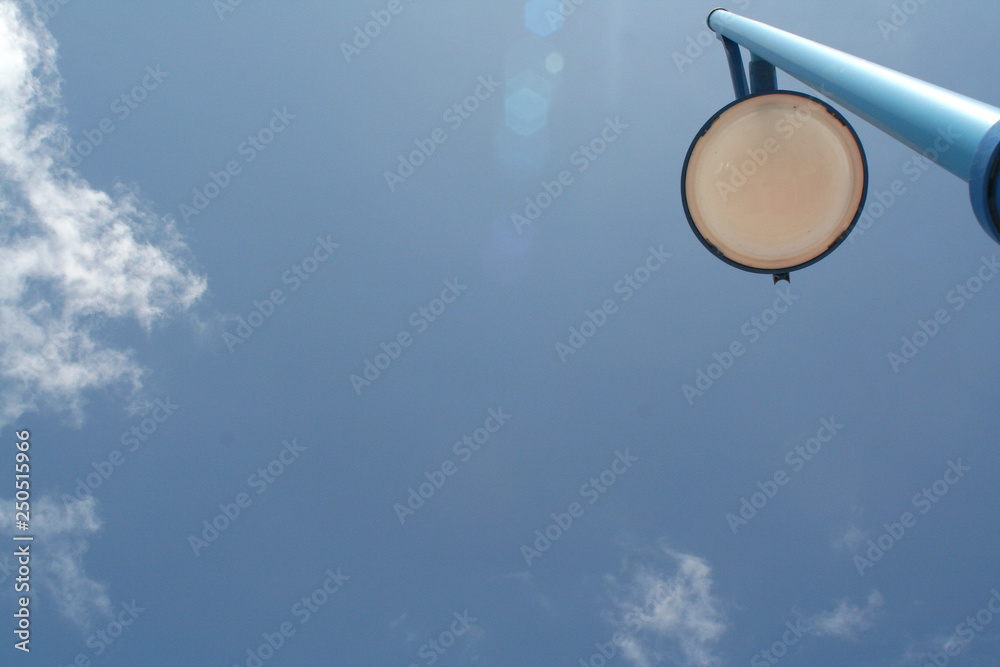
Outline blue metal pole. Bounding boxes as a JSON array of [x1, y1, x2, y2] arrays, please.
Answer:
[[707, 8, 1000, 244]]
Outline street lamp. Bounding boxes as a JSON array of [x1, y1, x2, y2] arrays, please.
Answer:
[[682, 9, 1000, 281]]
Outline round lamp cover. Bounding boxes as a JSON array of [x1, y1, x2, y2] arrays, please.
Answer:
[[682, 91, 868, 273]]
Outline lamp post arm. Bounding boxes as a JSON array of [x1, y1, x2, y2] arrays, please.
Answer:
[[707, 9, 999, 181], [707, 8, 1000, 243]]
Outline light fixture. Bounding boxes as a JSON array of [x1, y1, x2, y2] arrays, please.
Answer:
[[682, 91, 867, 274], [683, 9, 1000, 280]]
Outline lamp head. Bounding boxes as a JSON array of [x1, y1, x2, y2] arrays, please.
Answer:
[[682, 91, 868, 274]]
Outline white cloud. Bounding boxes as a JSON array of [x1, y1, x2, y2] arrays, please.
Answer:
[[832, 523, 868, 551], [0, 0, 206, 428], [803, 590, 884, 639], [897, 634, 972, 667], [0, 495, 112, 631], [607, 545, 726, 667]]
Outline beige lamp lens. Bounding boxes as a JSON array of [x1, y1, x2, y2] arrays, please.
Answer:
[[684, 92, 867, 271]]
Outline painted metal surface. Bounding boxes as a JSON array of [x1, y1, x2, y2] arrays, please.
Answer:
[[707, 9, 1000, 242]]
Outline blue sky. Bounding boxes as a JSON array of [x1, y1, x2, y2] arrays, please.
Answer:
[[1, 0, 1000, 665]]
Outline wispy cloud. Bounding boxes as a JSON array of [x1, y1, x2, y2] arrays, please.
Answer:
[[0, 0, 206, 428], [391, 608, 486, 662], [803, 590, 884, 639], [895, 591, 1000, 666], [607, 544, 726, 667], [832, 523, 868, 551], [0, 495, 112, 631]]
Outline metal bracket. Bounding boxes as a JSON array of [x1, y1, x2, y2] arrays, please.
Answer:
[[720, 36, 749, 99]]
